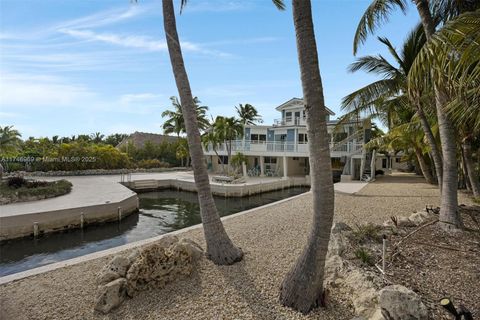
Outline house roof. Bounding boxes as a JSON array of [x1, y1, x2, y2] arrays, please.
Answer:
[[275, 97, 335, 115], [116, 132, 178, 149]]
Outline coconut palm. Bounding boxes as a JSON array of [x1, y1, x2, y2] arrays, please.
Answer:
[[162, 96, 210, 137], [273, 0, 335, 313], [162, 0, 243, 265], [212, 116, 244, 174], [353, 0, 480, 230], [91, 132, 105, 144], [235, 103, 263, 125], [409, 10, 480, 197], [0, 126, 22, 178], [0, 126, 22, 154], [202, 130, 225, 173], [342, 26, 442, 185]]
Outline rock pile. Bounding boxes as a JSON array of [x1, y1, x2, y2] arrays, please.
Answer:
[[93, 235, 203, 314], [324, 223, 429, 320]]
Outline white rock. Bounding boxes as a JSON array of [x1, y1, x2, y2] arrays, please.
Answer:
[[408, 212, 426, 226], [396, 216, 416, 228], [94, 278, 127, 314], [96, 256, 130, 285], [379, 285, 428, 320]]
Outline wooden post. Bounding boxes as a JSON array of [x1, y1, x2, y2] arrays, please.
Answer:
[[80, 212, 85, 229], [33, 222, 39, 238]]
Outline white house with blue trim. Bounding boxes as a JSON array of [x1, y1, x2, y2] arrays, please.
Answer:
[[204, 98, 392, 181]]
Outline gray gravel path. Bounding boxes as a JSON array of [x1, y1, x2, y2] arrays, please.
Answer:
[[0, 173, 472, 320]]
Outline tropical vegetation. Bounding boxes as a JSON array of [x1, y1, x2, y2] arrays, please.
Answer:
[[346, 0, 480, 230]]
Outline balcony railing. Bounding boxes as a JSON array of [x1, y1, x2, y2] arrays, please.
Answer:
[[205, 140, 363, 155], [273, 117, 306, 126]]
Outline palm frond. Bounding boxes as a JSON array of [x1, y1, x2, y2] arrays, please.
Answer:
[[353, 0, 408, 55], [272, 0, 286, 10]]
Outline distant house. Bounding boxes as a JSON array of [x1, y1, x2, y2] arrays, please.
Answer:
[[116, 132, 178, 149]]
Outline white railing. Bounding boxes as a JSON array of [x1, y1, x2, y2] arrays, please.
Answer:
[[205, 139, 363, 155], [273, 117, 306, 126]]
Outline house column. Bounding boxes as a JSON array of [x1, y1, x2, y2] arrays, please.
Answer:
[[283, 156, 288, 179], [260, 156, 265, 176]]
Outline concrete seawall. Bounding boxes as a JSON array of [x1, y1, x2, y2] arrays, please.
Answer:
[[123, 176, 310, 197], [0, 195, 138, 241]]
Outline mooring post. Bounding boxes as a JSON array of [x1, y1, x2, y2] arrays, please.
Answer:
[[382, 234, 387, 278], [118, 206, 122, 221], [33, 222, 39, 238], [80, 212, 85, 229]]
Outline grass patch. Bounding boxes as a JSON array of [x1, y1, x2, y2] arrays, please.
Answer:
[[355, 247, 375, 266], [349, 223, 383, 244], [0, 178, 72, 204]]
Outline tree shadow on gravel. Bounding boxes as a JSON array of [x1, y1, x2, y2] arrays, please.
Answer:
[[217, 259, 289, 320]]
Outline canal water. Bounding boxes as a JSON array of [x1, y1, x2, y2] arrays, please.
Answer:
[[0, 187, 308, 276]]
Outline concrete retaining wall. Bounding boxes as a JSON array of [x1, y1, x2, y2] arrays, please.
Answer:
[[0, 195, 138, 241], [124, 176, 310, 197]]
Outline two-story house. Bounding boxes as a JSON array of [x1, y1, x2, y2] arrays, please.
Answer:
[[204, 98, 374, 181]]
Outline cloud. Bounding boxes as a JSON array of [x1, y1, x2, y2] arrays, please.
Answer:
[[183, 1, 253, 13], [119, 93, 163, 105], [0, 72, 94, 108], [58, 29, 232, 58], [55, 5, 147, 30]]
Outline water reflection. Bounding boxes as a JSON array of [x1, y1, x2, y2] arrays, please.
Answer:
[[0, 187, 308, 276]]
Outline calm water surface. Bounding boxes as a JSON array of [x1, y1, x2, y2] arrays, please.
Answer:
[[0, 187, 308, 276]]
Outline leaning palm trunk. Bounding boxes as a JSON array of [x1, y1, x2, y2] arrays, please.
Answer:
[[414, 0, 462, 230], [462, 137, 480, 198], [413, 98, 443, 187], [162, 0, 243, 264], [413, 146, 435, 184], [279, 0, 335, 313]]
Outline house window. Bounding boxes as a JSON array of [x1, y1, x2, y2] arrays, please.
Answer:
[[382, 159, 387, 168], [395, 158, 400, 163], [293, 157, 299, 160], [250, 134, 266, 144], [285, 112, 292, 121], [264, 157, 277, 164], [298, 133, 308, 143]]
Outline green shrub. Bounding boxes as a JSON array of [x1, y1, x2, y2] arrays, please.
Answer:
[[137, 159, 170, 169], [355, 247, 375, 266], [350, 223, 383, 244]]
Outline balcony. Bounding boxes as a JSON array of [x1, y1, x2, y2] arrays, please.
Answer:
[[204, 139, 363, 156]]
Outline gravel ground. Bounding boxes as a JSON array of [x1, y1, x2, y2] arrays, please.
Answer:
[[0, 173, 473, 320]]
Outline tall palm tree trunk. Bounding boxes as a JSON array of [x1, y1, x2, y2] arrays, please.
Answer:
[[413, 98, 442, 187], [162, 0, 243, 264], [279, 0, 335, 313], [414, 0, 462, 230], [413, 145, 435, 184], [462, 137, 480, 198]]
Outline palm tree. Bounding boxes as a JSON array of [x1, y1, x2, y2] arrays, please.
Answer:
[[342, 26, 442, 185], [235, 103, 263, 125], [353, 0, 479, 230], [202, 130, 225, 173], [408, 10, 480, 197], [91, 132, 105, 144], [162, 0, 243, 265], [274, 0, 335, 314], [0, 126, 22, 154], [0, 126, 22, 178], [212, 116, 244, 174], [162, 96, 210, 136]]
